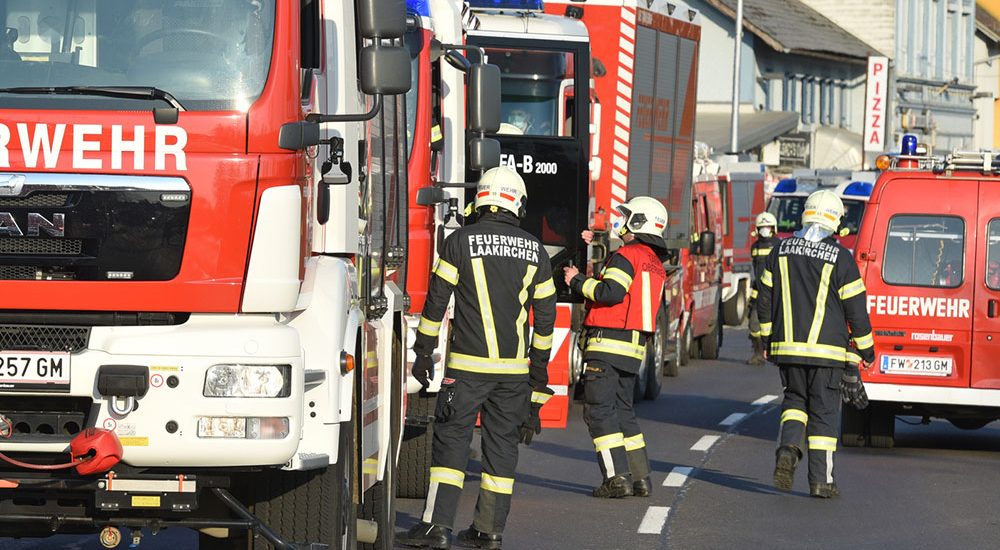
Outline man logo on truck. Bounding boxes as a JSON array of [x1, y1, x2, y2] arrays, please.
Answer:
[[0, 212, 65, 237]]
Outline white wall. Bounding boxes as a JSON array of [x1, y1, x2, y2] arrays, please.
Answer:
[[798, 0, 895, 57], [691, 0, 757, 104], [974, 30, 999, 150]]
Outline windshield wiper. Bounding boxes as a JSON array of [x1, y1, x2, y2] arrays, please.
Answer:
[[0, 86, 186, 111]]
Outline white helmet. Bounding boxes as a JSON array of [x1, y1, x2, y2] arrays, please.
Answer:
[[616, 196, 668, 249], [755, 212, 777, 229], [802, 190, 844, 233], [474, 166, 527, 217]]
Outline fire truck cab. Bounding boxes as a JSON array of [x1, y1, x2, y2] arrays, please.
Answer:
[[845, 139, 1000, 447]]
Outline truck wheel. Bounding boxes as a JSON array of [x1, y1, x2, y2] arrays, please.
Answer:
[[644, 311, 665, 399], [397, 393, 434, 498], [723, 281, 747, 326], [948, 418, 992, 430], [868, 404, 895, 449], [699, 321, 721, 360], [664, 318, 680, 378], [840, 405, 866, 447], [633, 351, 649, 402], [680, 316, 694, 365]]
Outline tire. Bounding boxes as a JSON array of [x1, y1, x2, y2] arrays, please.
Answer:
[[644, 309, 666, 398], [633, 350, 649, 402], [680, 315, 694, 365], [948, 418, 992, 430], [840, 404, 866, 448], [664, 320, 680, 378], [699, 320, 721, 360], [723, 281, 747, 326], [868, 404, 895, 448], [397, 393, 434, 499]]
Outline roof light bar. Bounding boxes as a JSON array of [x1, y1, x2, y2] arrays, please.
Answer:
[[466, 0, 545, 11]]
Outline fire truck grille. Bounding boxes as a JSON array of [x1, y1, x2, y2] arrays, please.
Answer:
[[0, 325, 90, 353], [0, 266, 39, 280], [0, 193, 70, 208], [0, 397, 93, 442], [0, 238, 83, 256]]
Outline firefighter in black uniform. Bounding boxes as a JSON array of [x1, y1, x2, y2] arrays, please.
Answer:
[[757, 189, 873, 498], [748, 212, 781, 365], [563, 196, 669, 499], [398, 167, 557, 550]]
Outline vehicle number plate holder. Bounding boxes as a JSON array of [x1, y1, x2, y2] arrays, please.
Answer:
[[0, 352, 71, 392]]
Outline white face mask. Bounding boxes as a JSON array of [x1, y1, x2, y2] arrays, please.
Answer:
[[758, 227, 773, 238]]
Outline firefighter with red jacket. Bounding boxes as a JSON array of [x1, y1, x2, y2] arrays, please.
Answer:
[[748, 212, 781, 365], [398, 167, 557, 550], [757, 190, 873, 498], [563, 197, 668, 499]]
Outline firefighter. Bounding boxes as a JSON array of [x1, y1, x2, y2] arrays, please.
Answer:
[[756, 190, 873, 498], [398, 166, 557, 550], [748, 212, 780, 366], [563, 197, 668, 499]]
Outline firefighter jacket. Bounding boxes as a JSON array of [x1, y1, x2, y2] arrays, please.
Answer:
[[413, 211, 557, 392], [569, 241, 666, 366], [756, 236, 876, 369], [750, 235, 781, 301]]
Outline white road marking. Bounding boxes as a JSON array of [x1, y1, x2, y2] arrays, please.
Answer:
[[753, 394, 780, 406], [638, 506, 671, 534], [690, 435, 720, 452], [719, 413, 747, 426], [663, 466, 694, 487]]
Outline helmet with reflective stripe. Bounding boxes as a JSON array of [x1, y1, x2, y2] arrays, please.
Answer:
[[616, 196, 668, 249], [802, 189, 844, 233], [755, 212, 777, 229], [474, 166, 527, 218]]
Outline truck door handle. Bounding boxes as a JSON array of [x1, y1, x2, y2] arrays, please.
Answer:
[[990, 300, 998, 318]]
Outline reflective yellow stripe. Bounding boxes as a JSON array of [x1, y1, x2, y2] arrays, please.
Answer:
[[534, 277, 556, 300], [749, 330, 761, 337], [751, 288, 759, 299], [808, 435, 837, 452], [641, 272, 653, 332], [770, 342, 848, 362], [838, 278, 866, 300], [624, 434, 646, 451], [581, 278, 599, 301], [532, 332, 553, 351], [778, 257, 793, 342], [417, 316, 442, 338], [846, 350, 862, 364], [585, 333, 645, 360], [363, 457, 379, 475], [760, 269, 773, 287], [430, 124, 443, 143], [752, 247, 773, 257], [602, 267, 633, 289], [853, 332, 874, 350], [514, 265, 538, 358], [807, 263, 834, 344], [481, 473, 514, 495], [531, 391, 552, 405], [471, 258, 499, 358], [780, 409, 808, 425], [433, 258, 459, 286], [430, 466, 465, 488], [760, 322, 773, 336], [447, 353, 530, 375], [593, 432, 625, 452]]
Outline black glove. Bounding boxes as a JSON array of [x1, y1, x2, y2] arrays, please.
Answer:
[[519, 386, 554, 445], [840, 373, 869, 410], [412, 354, 434, 389]]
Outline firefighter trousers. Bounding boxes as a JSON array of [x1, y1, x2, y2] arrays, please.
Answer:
[[582, 359, 650, 482], [777, 365, 841, 484], [421, 377, 530, 534]]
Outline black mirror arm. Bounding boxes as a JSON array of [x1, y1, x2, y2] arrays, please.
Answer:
[[438, 43, 486, 65], [307, 94, 383, 123]]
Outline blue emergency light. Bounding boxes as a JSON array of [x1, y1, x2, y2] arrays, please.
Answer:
[[901, 134, 918, 156], [842, 181, 873, 197], [466, 0, 545, 11], [774, 178, 797, 193], [406, 0, 430, 16]]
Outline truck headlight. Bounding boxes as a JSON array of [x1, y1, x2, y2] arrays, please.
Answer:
[[203, 365, 290, 397]]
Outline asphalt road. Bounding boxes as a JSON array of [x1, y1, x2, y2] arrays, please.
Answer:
[[5, 327, 1000, 549]]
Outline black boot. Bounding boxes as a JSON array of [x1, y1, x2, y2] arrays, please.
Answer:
[[456, 526, 503, 549], [397, 522, 453, 549], [809, 482, 840, 499], [773, 445, 800, 492], [592, 474, 633, 498], [632, 476, 652, 497]]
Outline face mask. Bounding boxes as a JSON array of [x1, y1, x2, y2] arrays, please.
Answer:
[[758, 227, 773, 238], [612, 218, 626, 236]]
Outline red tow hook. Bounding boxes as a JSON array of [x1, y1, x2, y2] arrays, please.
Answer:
[[0, 420, 123, 475]]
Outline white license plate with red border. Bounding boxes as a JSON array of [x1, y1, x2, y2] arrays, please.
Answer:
[[880, 354, 952, 377], [0, 352, 71, 391]]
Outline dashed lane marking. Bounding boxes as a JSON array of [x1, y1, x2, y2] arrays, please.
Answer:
[[690, 435, 720, 452], [719, 413, 747, 426], [753, 394, 780, 406], [638, 506, 671, 534], [663, 466, 694, 487]]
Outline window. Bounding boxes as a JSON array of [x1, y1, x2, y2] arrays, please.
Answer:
[[883, 215, 964, 288], [768, 196, 805, 233], [986, 219, 1000, 290], [485, 47, 575, 137]]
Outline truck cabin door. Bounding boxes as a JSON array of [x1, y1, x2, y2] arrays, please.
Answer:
[[971, 181, 1000, 389], [863, 177, 974, 388]]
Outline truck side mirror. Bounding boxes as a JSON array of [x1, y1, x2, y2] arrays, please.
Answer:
[[469, 64, 501, 134], [360, 44, 411, 95], [358, 0, 406, 39], [699, 231, 716, 256], [469, 137, 500, 171]]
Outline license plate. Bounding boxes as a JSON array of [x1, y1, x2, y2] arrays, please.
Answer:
[[880, 354, 953, 377], [0, 352, 71, 391]]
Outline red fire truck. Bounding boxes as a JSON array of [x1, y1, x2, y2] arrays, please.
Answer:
[[715, 158, 768, 327], [844, 138, 1000, 448], [681, 152, 724, 362], [0, 0, 413, 547]]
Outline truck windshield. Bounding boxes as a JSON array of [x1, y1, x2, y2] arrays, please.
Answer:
[[0, 0, 275, 111], [768, 196, 865, 235], [485, 47, 574, 137]]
